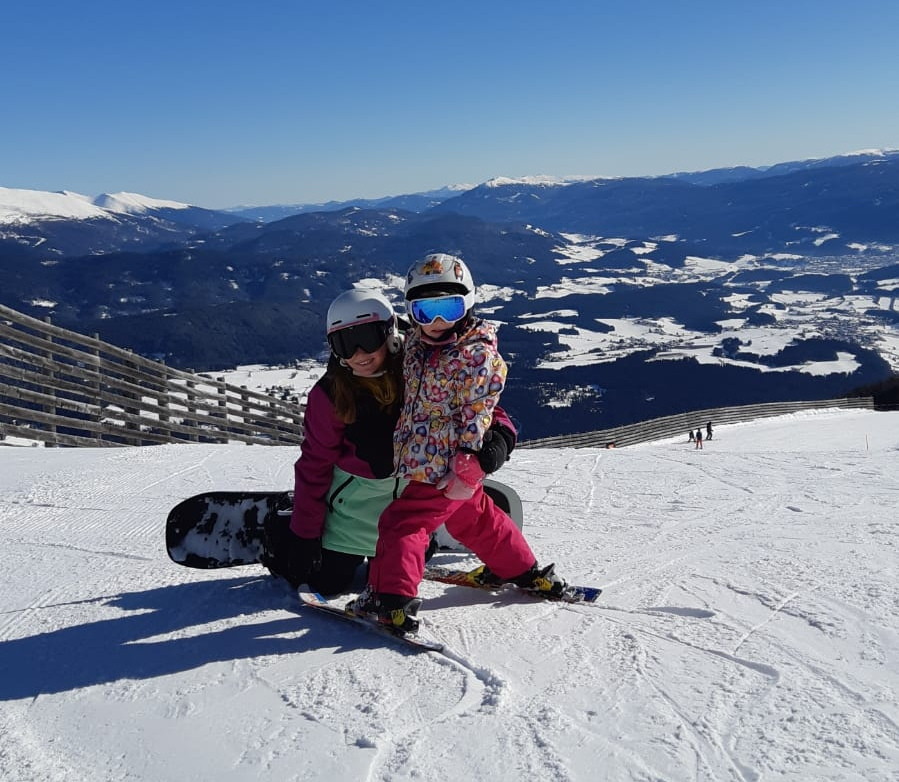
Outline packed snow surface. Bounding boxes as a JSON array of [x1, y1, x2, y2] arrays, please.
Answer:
[[1, 409, 897, 781]]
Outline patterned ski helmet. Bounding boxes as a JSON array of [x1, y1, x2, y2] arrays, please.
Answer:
[[404, 253, 476, 312]]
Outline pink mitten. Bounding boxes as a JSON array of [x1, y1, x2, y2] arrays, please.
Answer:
[[437, 452, 485, 500]]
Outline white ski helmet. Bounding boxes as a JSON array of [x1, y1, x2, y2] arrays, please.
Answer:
[[404, 252, 476, 312], [326, 288, 393, 333], [325, 289, 401, 356]]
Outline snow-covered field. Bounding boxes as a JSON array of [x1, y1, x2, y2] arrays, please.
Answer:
[[1, 409, 897, 781]]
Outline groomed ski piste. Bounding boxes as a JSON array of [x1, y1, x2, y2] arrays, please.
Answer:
[[2, 408, 897, 781]]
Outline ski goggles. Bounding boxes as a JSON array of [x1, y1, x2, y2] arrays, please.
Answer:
[[408, 294, 467, 326], [327, 320, 390, 359]]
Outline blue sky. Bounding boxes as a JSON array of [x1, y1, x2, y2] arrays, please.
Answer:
[[3, 1, 898, 209]]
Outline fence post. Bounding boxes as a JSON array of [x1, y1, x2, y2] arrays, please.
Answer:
[[156, 361, 171, 441], [184, 378, 199, 441], [91, 332, 103, 444], [215, 376, 229, 443], [239, 387, 255, 445], [122, 350, 142, 446], [42, 316, 59, 447], [268, 398, 286, 445]]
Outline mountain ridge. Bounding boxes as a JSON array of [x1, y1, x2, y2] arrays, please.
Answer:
[[2, 149, 898, 437]]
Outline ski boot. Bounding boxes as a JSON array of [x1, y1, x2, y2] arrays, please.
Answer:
[[511, 562, 569, 598], [470, 562, 568, 598], [346, 586, 422, 634], [468, 564, 505, 588]]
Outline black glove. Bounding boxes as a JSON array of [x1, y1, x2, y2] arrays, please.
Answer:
[[477, 426, 514, 474], [291, 536, 322, 580], [263, 517, 322, 587]]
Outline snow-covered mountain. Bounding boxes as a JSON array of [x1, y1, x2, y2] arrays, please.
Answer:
[[2, 408, 897, 780], [433, 151, 899, 254], [225, 184, 475, 223], [2, 150, 898, 436], [667, 147, 899, 185], [223, 149, 899, 222], [0, 188, 109, 223], [0, 187, 193, 224], [0, 187, 246, 256], [92, 191, 195, 215]]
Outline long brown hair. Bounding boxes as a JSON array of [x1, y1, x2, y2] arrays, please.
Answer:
[[326, 351, 404, 424]]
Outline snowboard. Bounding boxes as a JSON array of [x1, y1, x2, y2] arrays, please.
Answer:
[[166, 491, 291, 569], [165, 479, 525, 570], [298, 590, 444, 653], [423, 564, 603, 604]]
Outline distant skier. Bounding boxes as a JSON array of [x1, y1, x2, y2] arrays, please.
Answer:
[[688, 430, 695, 442], [695, 428, 703, 449], [706, 421, 713, 441]]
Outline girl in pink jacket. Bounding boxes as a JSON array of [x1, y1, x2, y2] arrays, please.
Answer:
[[349, 253, 568, 633]]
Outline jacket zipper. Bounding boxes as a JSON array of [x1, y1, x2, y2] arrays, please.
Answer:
[[327, 474, 355, 512]]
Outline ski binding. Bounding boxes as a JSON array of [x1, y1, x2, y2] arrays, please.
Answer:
[[298, 590, 444, 653], [424, 564, 602, 603]]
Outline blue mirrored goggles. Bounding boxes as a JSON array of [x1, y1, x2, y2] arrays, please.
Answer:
[[327, 321, 389, 359], [408, 295, 467, 326]]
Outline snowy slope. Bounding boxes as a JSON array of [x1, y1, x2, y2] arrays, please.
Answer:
[[91, 192, 192, 215], [1, 409, 897, 781], [0, 186, 192, 225], [0, 187, 111, 223]]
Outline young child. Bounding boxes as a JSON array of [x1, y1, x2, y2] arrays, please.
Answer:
[[349, 253, 568, 632]]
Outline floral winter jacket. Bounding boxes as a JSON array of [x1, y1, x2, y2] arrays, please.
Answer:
[[394, 317, 508, 484]]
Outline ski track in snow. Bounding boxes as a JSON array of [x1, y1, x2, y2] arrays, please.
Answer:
[[1, 411, 898, 780]]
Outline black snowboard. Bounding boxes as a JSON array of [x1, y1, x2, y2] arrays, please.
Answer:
[[166, 479, 524, 570], [166, 491, 291, 569]]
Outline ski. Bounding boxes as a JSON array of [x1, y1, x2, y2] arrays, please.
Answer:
[[297, 590, 445, 653], [423, 564, 602, 604]]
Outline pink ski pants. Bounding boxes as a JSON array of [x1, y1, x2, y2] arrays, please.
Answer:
[[368, 480, 536, 598]]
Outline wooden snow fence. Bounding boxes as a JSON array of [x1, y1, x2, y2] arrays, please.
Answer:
[[0, 304, 305, 448], [519, 396, 875, 450], [1, 303, 877, 451]]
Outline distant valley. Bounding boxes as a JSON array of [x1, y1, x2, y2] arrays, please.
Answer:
[[1, 151, 897, 437]]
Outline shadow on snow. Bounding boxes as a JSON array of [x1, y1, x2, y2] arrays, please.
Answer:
[[0, 574, 393, 701]]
